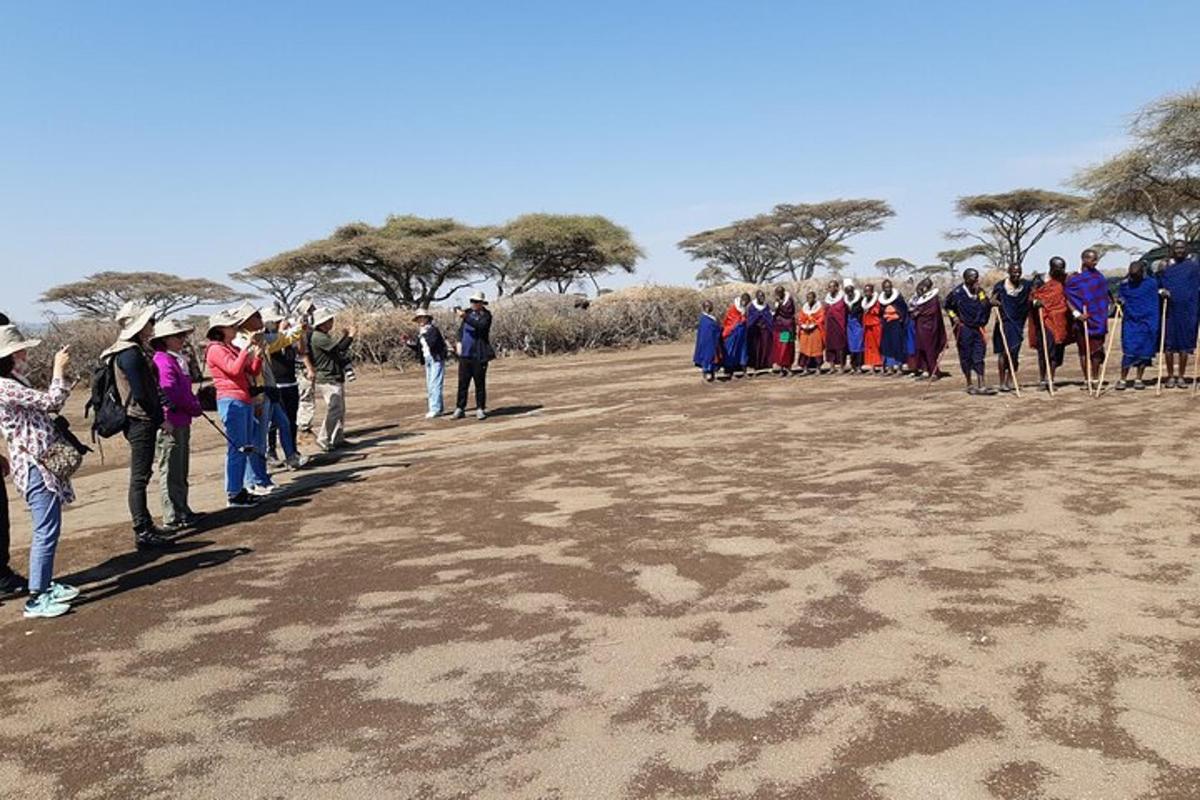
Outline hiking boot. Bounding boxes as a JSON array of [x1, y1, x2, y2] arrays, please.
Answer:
[[23, 593, 70, 619], [46, 582, 79, 604], [0, 570, 28, 598], [227, 490, 257, 508], [135, 529, 175, 551], [451, 408, 465, 420]]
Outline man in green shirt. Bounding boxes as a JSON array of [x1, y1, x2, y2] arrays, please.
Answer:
[[309, 310, 355, 451]]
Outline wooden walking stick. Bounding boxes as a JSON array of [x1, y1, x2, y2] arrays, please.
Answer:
[[1038, 306, 1055, 397], [1190, 316, 1200, 396], [1094, 304, 1122, 398], [1155, 298, 1168, 396], [993, 306, 1022, 397], [1081, 305, 1094, 393]]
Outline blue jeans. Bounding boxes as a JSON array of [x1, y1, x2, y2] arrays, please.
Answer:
[[266, 397, 296, 458], [24, 466, 62, 594], [243, 398, 275, 489], [425, 359, 444, 415], [218, 397, 256, 497]]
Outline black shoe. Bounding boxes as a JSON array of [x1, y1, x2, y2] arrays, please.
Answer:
[[227, 490, 257, 509], [0, 569, 28, 598], [134, 528, 175, 551], [178, 511, 205, 527]]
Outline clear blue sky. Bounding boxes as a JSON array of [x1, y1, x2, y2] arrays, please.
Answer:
[[1, 1, 1194, 321]]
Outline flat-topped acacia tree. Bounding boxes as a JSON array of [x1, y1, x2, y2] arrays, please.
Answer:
[[41, 271, 248, 318], [496, 214, 642, 296], [950, 189, 1083, 268]]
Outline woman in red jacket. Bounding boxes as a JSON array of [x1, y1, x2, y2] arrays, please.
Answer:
[[204, 310, 263, 508]]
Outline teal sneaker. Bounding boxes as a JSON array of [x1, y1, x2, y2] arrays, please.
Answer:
[[22, 593, 71, 619], [47, 582, 80, 604]]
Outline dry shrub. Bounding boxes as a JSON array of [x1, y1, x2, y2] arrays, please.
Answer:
[[24, 317, 120, 386]]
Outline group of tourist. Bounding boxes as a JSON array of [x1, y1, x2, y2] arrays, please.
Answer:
[[695, 241, 1200, 395], [0, 290, 496, 620]]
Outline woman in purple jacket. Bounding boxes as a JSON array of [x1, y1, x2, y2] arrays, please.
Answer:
[[151, 320, 203, 530]]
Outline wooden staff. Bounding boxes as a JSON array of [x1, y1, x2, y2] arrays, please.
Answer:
[[1038, 306, 1055, 396], [1155, 297, 1169, 396], [1081, 305, 1094, 393], [1094, 304, 1122, 398], [1191, 316, 1200, 396], [993, 304, 1022, 397]]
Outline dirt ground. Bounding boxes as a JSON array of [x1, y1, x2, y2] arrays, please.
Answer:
[[1, 341, 1199, 799]]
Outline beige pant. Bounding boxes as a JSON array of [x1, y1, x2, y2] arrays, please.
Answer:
[[316, 383, 345, 449], [155, 426, 191, 525], [297, 374, 316, 432]]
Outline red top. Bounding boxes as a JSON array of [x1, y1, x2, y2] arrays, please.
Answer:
[[204, 341, 261, 403]]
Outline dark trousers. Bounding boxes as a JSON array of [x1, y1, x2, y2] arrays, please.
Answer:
[[126, 417, 158, 532], [0, 476, 10, 574], [270, 385, 300, 454], [956, 327, 986, 377], [456, 359, 488, 411]]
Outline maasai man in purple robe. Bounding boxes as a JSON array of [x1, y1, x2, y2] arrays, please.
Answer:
[[1064, 248, 1112, 390], [1156, 239, 1200, 388], [822, 280, 849, 372], [770, 285, 796, 375], [692, 300, 722, 382], [990, 263, 1032, 393], [945, 270, 995, 393], [745, 290, 775, 374], [909, 277, 949, 383], [878, 279, 908, 375], [1115, 260, 1161, 390]]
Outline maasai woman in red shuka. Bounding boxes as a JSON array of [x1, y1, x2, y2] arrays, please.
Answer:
[[720, 293, 750, 378], [796, 291, 825, 374], [1028, 257, 1071, 387], [770, 285, 796, 374], [860, 283, 884, 371], [822, 281, 848, 371]]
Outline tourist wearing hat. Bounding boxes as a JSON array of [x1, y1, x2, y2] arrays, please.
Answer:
[[308, 309, 356, 451], [204, 309, 264, 508], [0, 311, 28, 599], [231, 302, 280, 494], [0, 324, 80, 618], [402, 307, 448, 418], [252, 306, 310, 470], [108, 306, 175, 550], [452, 291, 494, 420], [294, 299, 318, 434], [150, 319, 203, 530]]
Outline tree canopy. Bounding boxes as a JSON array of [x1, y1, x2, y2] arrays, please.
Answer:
[[232, 251, 342, 313], [694, 264, 730, 288], [873, 257, 915, 278], [951, 189, 1082, 267], [497, 214, 642, 295], [41, 271, 248, 318]]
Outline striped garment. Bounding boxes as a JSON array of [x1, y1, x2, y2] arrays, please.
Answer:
[[1064, 268, 1111, 337]]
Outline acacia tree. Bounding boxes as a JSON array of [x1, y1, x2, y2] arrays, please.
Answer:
[[951, 189, 1082, 267], [1135, 88, 1200, 199], [41, 271, 248, 318], [496, 214, 642, 295], [874, 257, 916, 278], [678, 216, 788, 284], [694, 264, 730, 288], [232, 251, 342, 313]]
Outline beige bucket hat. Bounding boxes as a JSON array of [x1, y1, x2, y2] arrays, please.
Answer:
[[411, 306, 434, 322], [230, 301, 261, 327], [118, 306, 157, 342], [0, 325, 41, 359], [312, 309, 336, 327], [468, 291, 488, 305], [260, 307, 286, 325], [206, 309, 243, 337], [150, 318, 194, 342]]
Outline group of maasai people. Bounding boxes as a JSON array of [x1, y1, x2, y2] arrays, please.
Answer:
[[694, 241, 1200, 396]]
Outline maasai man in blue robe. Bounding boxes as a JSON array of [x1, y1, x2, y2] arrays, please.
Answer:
[[1156, 239, 1200, 388], [1064, 248, 1112, 389], [944, 268, 995, 394], [990, 263, 1032, 393], [844, 283, 865, 373], [745, 290, 775, 374], [878, 279, 908, 375], [693, 300, 722, 382], [1116, 260, 1161, 390]]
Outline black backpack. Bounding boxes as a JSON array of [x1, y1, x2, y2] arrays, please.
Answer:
[[84, 355, 131, 440]]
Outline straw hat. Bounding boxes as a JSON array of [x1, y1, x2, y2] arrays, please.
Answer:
[[312, 309, 336, 327], [150, 318, 194, 342], [118, 306, 157, 342], [205, 309, 243, 337], [296, 299, 316, 315], [0, 325, 41, 359], [411, 306, 434, 322], [260, 307, 286, 325], [468, 291, 488, 305], [230, 301, 261, 327]]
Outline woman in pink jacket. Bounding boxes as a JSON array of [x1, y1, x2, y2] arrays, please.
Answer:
[[203, 310, 263, 509], [151, 320, 203, 529]]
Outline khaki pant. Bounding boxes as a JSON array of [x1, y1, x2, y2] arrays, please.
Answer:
[[156, 426, 191, 525], [316, 383, 345, 450], [297, 373, 316, 432]]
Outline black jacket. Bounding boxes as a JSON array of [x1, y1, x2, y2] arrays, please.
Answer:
[[406, 324, 448, 363], [115, 347, 165, 426]]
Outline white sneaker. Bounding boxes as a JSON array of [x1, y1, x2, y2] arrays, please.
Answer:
[[425, 411, 440, 419], [285, 454, 311, 470], [248, 484, 278, 497], [476, 409, 487, 420]]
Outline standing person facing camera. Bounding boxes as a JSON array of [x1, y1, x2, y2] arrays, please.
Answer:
[[0, 325, 80, 618], [105, 306, 176, 550], [403, 308, 447, 418], [452, 292, 494, 420]]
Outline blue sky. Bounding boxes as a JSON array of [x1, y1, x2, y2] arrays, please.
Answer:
[[1, 1, 1195, 321]]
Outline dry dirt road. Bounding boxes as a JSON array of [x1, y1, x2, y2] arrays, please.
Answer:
[[2, 342, 1199, 799]]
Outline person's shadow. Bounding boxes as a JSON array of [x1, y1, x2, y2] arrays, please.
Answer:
[[66, 545, 253, 606], [481, 404, 544, 418]]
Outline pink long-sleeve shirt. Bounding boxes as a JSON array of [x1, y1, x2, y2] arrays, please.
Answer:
[[204, 342, 261, 403]]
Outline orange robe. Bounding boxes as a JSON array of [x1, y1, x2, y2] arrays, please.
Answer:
[[797, 305, 825, 359], [1027, 279, 1070, 348], [861, 299, 883, 367]]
